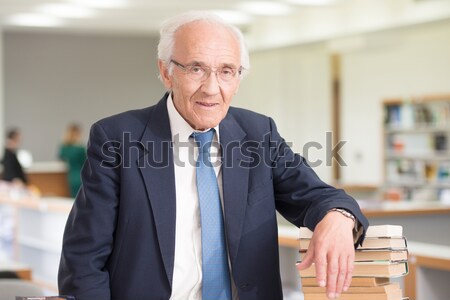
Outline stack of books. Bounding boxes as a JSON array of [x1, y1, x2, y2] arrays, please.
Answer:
[[298, 225, 409, 300]]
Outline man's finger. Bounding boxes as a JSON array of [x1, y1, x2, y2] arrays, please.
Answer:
[[326, 256, 338, 299], [296, 250, 314, 270], [335, 256, 348, 297], [343, 255, 354, 292], [314, 253, 327, 288]]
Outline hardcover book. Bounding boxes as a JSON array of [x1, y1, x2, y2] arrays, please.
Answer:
[[302, 282, 400, 294], [298, 261, 408, 278], [303, 289, 403, 300], [301, 277, 390, 287], [299, 237, 407, 251], [299, 249, 408, 262], [299, 225, 403, 239]]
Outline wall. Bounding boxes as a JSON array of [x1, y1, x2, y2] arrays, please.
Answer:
[[340, 19, 450, 185], [4, 31, 165, 161], [234, 43, 333, 183]]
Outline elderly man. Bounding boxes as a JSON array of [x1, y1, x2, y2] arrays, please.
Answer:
[[58, 11, 368, 300]]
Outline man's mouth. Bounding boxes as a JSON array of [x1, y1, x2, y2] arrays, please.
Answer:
[[196, 101, 218, 107]]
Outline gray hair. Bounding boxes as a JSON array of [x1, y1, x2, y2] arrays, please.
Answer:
[[157, 11, 250, 79]]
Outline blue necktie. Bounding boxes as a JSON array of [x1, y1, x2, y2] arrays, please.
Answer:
[[192, 129, 231, 300]]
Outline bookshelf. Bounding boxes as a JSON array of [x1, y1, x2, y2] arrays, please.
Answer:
[[383, 94, 450, 202]]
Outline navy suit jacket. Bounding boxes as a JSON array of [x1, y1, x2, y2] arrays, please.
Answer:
[[59, 93, 368, 300]]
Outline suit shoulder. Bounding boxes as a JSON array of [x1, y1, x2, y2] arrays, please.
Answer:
[[228, 106, 271, 122], [93, 106, 154, 132], [227, 106, 274, 133]]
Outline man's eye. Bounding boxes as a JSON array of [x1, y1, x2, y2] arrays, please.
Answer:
[[190, 66, 204, 74], [221, 68, 235, 76]]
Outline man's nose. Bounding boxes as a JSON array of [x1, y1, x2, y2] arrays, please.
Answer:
[[200, 71, 220, 95]]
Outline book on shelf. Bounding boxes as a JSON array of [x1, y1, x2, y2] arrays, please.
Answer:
[[301, 277, 390, 287], [299, 225, 403, 239], [303, 289, 403, 300], [433, 133, 448, 151], [302, 282, 400, 294], [385, 101, 450, 128], [300, 236, 407, 251], [385, 105, 402, 128], [300, 249, 408, 262], [298, 261, 408, 278]]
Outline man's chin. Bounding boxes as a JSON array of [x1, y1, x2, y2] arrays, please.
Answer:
[[192, 119, 221, 131]]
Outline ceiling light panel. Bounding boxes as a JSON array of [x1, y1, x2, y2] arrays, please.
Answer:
[[6, 13, 64, 27], [284, 0, 338, 5], [67, 0, 128, 9], [39, 3, 96, 18], [212, 10, 253, 25], [238, 1, 292, 16]]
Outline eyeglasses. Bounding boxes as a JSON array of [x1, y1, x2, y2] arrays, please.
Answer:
[[170, 59, 243, 83]]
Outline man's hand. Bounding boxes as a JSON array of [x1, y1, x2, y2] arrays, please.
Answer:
[[296, 211, 355, 299]]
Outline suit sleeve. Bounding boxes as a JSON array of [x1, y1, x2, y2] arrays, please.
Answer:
[[58, 122, 121, 300], [268, 117, 369, 242]]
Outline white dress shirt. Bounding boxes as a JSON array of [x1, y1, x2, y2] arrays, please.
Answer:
[[167, 95, 238, 300]]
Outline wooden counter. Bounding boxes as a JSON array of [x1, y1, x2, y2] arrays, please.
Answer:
[[277, 200, 450, 248], [360, 200, 450, 217], [360, 201, 450, 247], [26, 161, 70, 197], [405, 241, 450, 300], [0, 260, 32, 280]]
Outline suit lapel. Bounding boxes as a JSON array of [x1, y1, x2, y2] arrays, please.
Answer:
[[138, 93, 176, 287], [220, 113, 249, 262]]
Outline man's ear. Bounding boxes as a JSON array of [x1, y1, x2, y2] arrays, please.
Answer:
[[158, 59, 172, 89]]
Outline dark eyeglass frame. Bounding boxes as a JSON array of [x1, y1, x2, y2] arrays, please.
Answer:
[[170, 59, 244, 83]]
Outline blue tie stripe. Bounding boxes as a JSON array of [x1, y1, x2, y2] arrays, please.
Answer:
[[192, 129, 231, 300]]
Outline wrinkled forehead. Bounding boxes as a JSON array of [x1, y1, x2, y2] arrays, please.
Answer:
[[172, 20, 241, 66]]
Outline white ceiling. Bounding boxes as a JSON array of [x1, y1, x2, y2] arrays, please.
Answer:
[[1, 0, 450, 49]]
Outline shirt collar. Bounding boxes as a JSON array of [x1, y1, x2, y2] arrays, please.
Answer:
[[166, 93, 220, 143]]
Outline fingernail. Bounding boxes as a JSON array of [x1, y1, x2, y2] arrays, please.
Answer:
[[319, 280, 326, 287], [328, 292, 335, 299], [336, 293, 340, 298], [343, 286, 349, 292]]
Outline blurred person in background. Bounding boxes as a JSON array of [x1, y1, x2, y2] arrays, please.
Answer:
[[59, 123, 86, 197], [2, 128, 28, 185]]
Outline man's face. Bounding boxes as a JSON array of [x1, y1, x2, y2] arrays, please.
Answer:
[[159, 21, 241, 131]]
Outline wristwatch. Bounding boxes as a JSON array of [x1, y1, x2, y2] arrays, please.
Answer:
[[328, 208, 362, 244], [328, 208, 356, 223]]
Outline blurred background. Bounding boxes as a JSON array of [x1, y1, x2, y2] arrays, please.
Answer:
[[0, 0, 449, 299]]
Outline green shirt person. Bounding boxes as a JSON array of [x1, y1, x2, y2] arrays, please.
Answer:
[[59, 124, 86, 197]]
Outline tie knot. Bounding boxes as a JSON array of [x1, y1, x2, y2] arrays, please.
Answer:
[[192, 129, 215, 153]]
